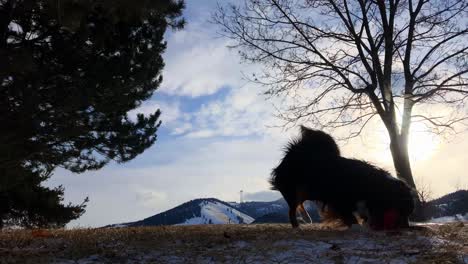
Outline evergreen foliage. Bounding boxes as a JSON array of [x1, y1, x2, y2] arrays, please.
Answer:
[[0, 168, 87, 229], [0, 0, 185, 228]]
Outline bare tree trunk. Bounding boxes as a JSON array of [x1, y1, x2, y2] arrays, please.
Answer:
[[377, 90, 416, 189], [386, 113, 428, 220], [389, 135, 415, 189], [389, 132, 427, 220]]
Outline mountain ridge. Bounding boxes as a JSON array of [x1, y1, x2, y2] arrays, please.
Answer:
[[108, 190, 468, 227]]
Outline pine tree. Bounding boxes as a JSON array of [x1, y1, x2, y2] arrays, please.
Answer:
[[0, 0, 185, 228], [0, 167, 87, 228]]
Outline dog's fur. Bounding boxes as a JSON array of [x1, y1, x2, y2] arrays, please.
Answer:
[[270, 126, 414, 230]]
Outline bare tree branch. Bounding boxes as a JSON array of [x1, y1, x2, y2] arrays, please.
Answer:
[[214, 0, 468, 188]]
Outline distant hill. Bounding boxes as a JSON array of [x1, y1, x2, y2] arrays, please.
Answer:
[[252, 212, 290, 224], [107, 190, 468, 227], [237, 199, 321, 224], [108, 198, 320, 227], [108, 198, 254, 227], [426, 190, 468, 219], [234, 199, 289, 219]]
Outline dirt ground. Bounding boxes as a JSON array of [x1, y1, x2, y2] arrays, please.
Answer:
[[0, 223, 467, 263]]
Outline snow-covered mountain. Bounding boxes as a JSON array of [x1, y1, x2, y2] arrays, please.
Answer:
[[107, 197, 320, 227], [177, 199, 254, 225], [109, 198, 254, 227], [234, 199, 321, 223], [232, 199, 290, 219], [107, 190, 468, 228]]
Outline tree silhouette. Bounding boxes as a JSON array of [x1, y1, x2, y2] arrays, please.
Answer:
[[0, 0, 185, 227], [0, 168, 87, 229], [214, 0, 467, 191]]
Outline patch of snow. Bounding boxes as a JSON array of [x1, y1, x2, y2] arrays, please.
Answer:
[[67, 254, 102, 264], [233, 241, 249, 248], [269, 239, 334, 264], [158, 255, 186, 264], [427, 214, 468, 224], [50, 232, 458, 264], [329, 238, 385, 250], [344, 256, 381, 264], [273, 239, 331, 249], [389, 259, 416, 264], [415, 236, 451, 246], [343, 256, 415, 264], [200, 201, 254, 224], [177, 200, 254, 225], [260, 236, 429, 264], [112, 224, 127, 228]]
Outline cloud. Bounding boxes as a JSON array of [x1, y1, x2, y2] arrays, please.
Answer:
[[243, 190, 281, 202], [411, 135, 468, 198], [160, 21, 246, 97], [135, 189, 168, 209], [48, 136, 288, 227], [173, 83, 289, 140]]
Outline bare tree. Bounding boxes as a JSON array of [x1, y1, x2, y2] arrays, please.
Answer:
[[414, 176, 437, 220], [415, 176, 433, 202], [214, 0, 468, 190]]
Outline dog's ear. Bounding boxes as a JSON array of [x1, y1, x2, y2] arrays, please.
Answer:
[[300, 125, 311, 135]]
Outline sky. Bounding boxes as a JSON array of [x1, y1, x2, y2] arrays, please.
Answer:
[[47, 0, 468, 228]]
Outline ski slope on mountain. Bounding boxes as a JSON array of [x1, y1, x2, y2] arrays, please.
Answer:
[[178, 200, 254, 225]]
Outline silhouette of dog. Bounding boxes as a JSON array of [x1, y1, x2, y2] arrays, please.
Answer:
[[270, 126, 414, 230]]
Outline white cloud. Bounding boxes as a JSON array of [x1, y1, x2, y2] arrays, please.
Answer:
[[160, 21, 246, 97], [185, 129, 216, 138], [171, 83, 289, 139], [49, 136, 288, 227], [135, 189, 168, 209], [243, 190, 282, 202]]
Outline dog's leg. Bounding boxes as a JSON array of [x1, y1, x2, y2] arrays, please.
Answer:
[[353, 200, 369, 226], [342, 212, 358, 227], [334, 204, 358, 227], [399, 215, 410, 228], [282, 192, 300, 228], [298, 203, 312, 223], [289, 207, 299, 228]]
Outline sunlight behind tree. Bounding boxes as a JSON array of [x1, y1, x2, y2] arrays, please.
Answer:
[[214, 0, 468, 196]]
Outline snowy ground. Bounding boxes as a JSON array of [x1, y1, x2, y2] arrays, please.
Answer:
[[0, 223, 467, 263], [427, 214, 468, 224]]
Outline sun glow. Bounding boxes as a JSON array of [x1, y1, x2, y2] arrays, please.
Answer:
[[407, 122, 440, 162], [370, 121, 441, 165]]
